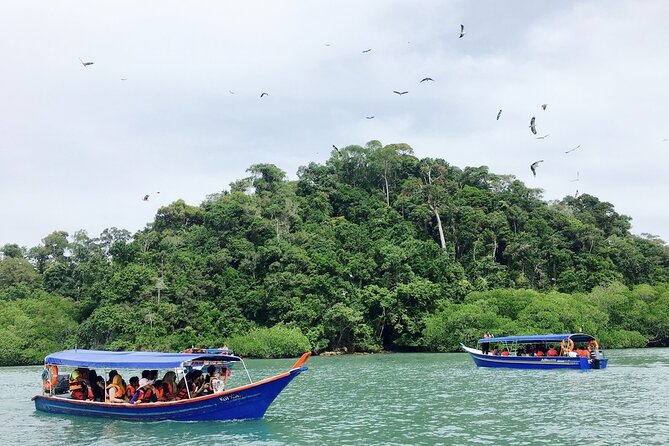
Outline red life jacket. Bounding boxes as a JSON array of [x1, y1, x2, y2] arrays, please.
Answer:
[[126, 385, 137, 400], [141, 387, 153, 403], [175, 384, 190, 400]]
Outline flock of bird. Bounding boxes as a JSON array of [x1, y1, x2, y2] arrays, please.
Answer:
[[78, 22, 582, 201]]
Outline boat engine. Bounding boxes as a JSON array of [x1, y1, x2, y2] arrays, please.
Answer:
[[590, 350, 604, 369]]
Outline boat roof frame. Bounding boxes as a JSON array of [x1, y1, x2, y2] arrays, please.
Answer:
[[477, 333, 597, 344], [44, 349, 243, 369]]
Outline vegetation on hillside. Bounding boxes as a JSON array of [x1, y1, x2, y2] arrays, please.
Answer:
[[2, 141, 669, 364]]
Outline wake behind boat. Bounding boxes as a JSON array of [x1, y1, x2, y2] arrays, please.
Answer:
[[33, 349, 311, 421], [461, 333, 608, 370]]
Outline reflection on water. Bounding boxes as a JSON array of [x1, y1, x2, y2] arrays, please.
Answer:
[[3, 350, 669, 445]]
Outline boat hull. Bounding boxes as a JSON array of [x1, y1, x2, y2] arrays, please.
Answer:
[[461, 345, 608, 370], [33, 367, 306, 421]]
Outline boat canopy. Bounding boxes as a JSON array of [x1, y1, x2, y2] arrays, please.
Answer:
[[477, 333, 597, 344], [44, 349, 242, 369]]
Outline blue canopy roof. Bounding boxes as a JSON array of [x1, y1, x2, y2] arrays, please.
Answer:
[[45, 349, 241, 369], [478, 333, 596, 344]]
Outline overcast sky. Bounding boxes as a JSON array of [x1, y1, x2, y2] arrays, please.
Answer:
[[2, 0, 668, 249]]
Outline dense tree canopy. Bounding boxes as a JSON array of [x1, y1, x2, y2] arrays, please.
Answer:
[[1, 141, 669, 363]]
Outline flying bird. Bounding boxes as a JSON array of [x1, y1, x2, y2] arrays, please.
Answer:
[[362, 48, 372, 53], [79, 58, 94, 67], [260, 92, 268, 98], [529, 116, 537, 134], [365, 116, 375, 119], [143, 195, 149, 201], [229, 90, 235, 94], [565, 144, 581, 154], [393, 90, 409, 95], [541, 104, 548, 110], [459, 24, 466, 38], [419, 77, 434, 83], [530, 160, 544, 177], [535, 134, 549, 139], [332, 145, 340, 152], [324, 43, 331, 47], [496, 109, 502, 120]]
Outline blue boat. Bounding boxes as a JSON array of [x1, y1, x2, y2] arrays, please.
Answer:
[[33, 349, 311, 421], [461, 333, 608, 370]]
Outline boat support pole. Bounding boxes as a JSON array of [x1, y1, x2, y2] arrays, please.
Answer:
[[240, 358, 252, 384]]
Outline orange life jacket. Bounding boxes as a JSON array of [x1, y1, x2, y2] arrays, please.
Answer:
[[106, 384, 124, 399], [154, 386, 165, 400], [43, 365, 59, 391], [126, 385, 137, 400]]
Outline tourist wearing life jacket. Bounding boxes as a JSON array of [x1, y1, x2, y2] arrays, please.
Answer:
[[129, 378, 153, 404], [106, 374, 126, 403], [69, 370, 88, 401], [153, 380, 166, 401], [162, 371, 177, 399], [547, 346, 558, 356], [126, 376, 139, 400], [501, 348, 510, 357], [577, 347, 590, 358]]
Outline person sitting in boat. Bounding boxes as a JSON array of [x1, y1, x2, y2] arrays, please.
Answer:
[[68, 370, 90, 401], [106, 374, 126, 403], [491, 347, 498, 356], [130, 378, 155, 404], [534, 347, 544, 357], [153, 379, 167, 401], [501, 348, 510, 357], [175, 371, 207, 400], [162, 371, 178, 399], [94, 375, 106, 402], [126, 376, 139, 400], [107, 370, 118, 385], [576, 346, 590, 358], [546, 345, 558, 356]]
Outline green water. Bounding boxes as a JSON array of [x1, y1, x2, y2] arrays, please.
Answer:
[[2, 350, 668, 445]]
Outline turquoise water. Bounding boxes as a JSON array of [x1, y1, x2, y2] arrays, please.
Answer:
[[2, 350, 668, 445]]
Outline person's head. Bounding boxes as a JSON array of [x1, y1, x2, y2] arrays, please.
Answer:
[[109, 370, 118, 381], [154, 379, 163, 387], [71, 370, 80, 380], [96, 376, 105, 386], [129, 376, 139, 387], [141, 370, 150, 379], [207, 365, 216, 375], [150, 370, 158, 380], [163, 371, 176, 382], [112, 374, 123, 387]]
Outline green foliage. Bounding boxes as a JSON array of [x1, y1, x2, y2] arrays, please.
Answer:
[[2, 141, 669, 362], [226, 325, 311, 358]]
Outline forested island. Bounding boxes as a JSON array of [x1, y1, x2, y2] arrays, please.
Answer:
[[2, 141, 668, 365]]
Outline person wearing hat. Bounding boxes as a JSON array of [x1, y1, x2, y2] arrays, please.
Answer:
[[68, 370, 88, 400], [129, 378, 152, 404]]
